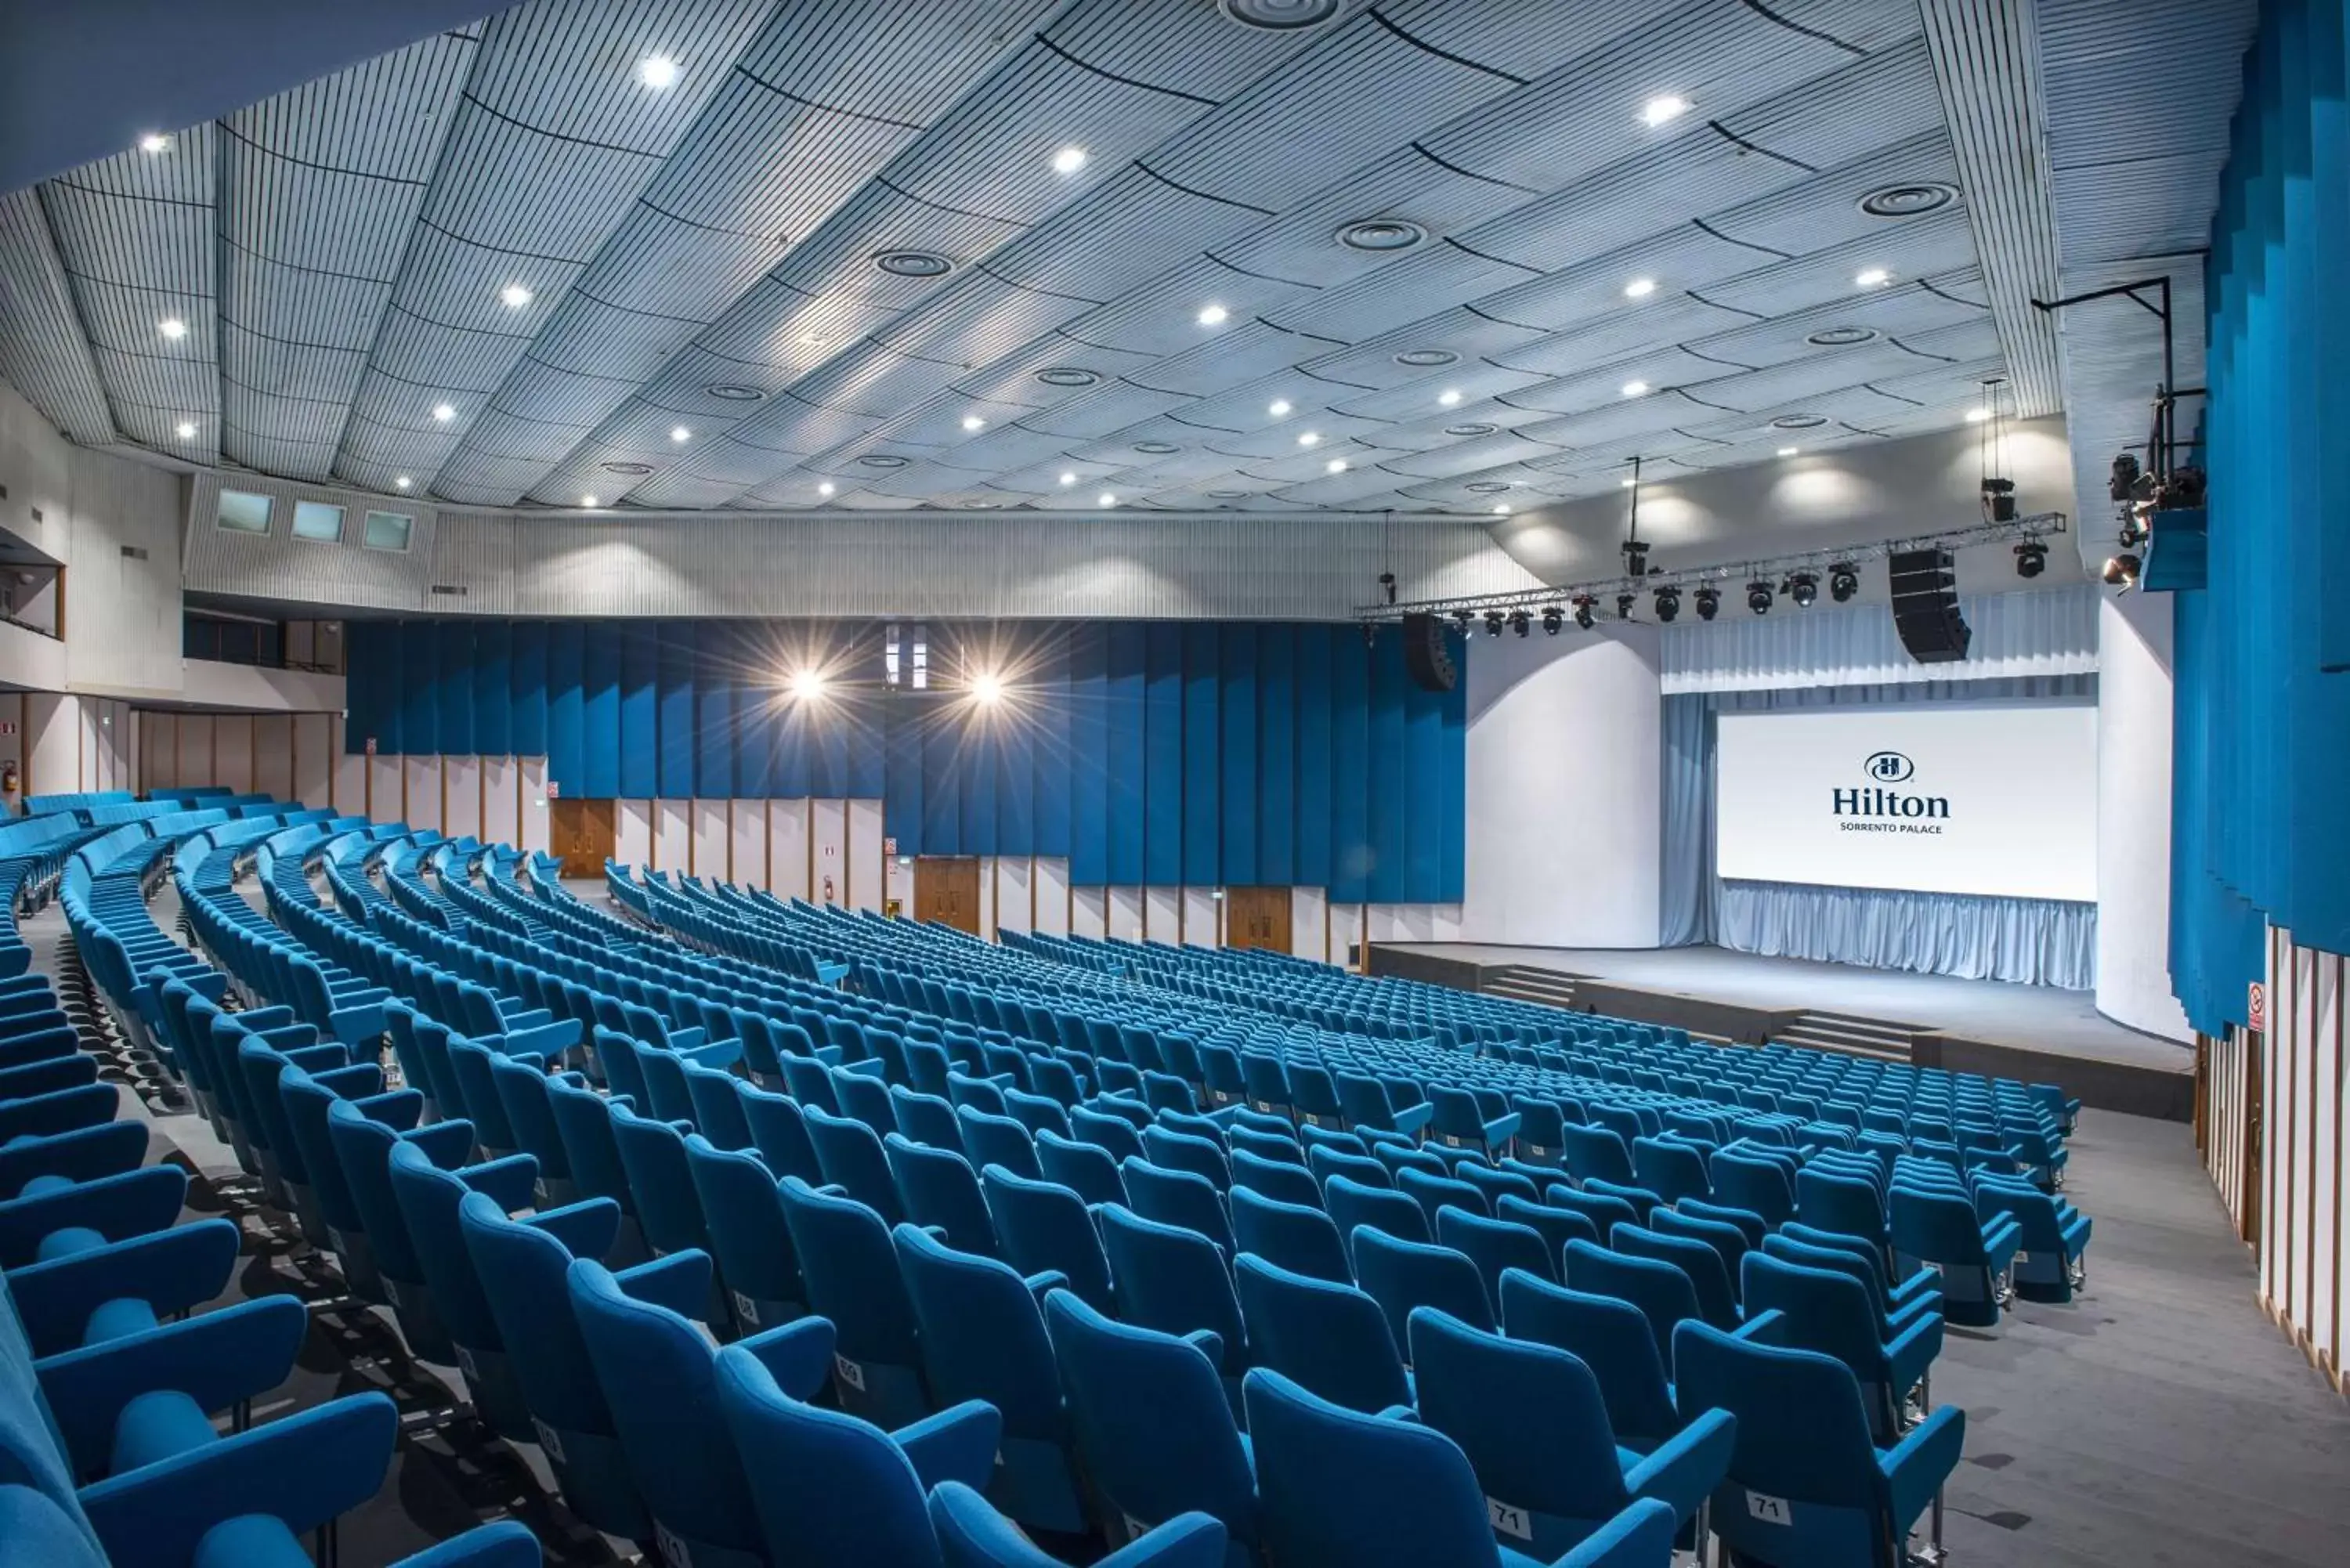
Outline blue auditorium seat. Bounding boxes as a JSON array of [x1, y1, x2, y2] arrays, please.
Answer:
[[1120, 1157, 1235, 1256], [887, 1136, 1000, 1258], [1351, 1225, 1495, 1349], [1098, 1205, 1249, 1402], [1437, 1207, 1556, 1297], [929, 1480, 1229, 1568], [981, 1166, 1115, 1313], [1889, 1184, 2020, 1328], [1231, 1252, 1408, 1417], [1033, 1129, 1126, 1208], [1741, 1252, 1940, 1443], [1324, 1173, 1430, 1253], [1231, 1185, 1352, 1284], [777, 1176, 931, 1426]]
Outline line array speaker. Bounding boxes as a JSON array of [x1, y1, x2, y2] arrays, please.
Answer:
[[1401, 612, 1457, 692], [1886, 548, 1972, 663]]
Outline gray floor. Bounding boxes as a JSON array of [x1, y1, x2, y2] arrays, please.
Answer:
[[1383, 941, 2193, 1072]]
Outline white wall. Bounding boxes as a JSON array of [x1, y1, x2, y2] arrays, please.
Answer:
[[2097, 593, 2193, 1039], [1460, 623, 1663, 948]]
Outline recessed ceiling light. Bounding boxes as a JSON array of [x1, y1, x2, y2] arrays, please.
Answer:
[[638, 56, 679, 89], [1466, 482, 1510, 493], [1624, 276, 1658, 298], [875, 250, 953, 277], [1267, 399, 1292, 417], [1492, 504, 1511, 515], [157, 316, 186, 340], [1806, 326, 1878, 347], [1444, 422, 1496, 437], [1438, 388, 1462, 406], [1965, 406, 1992, 423], [395, 476, 411, 490], [1297, 432, 1320, 447], [139, 133, 171, 154], [1772, 414, 1828, 430], [432, 403, 455, 422], [1097, 491, 1117, 507], [797, 331, 826, 345], [1621, 380, 1650, 397], [1395, 349, 1456, 367], [818, 481, 836, 496], [500, 284, 533, 309], [1051, 146, 1088, 175], [1197, 303, 1229, 326], [1326, 458, 1347, 473], [1855, 266, 1892, 288], [1206, 489, 1248, 499], [705, 383, 765, 401], [1060, 471, 1077, 485], [174, 420, 196, 439], [1220, 0, 1340, 29], [602, 461, 653, 475], [1620, 478, 1637, 489], [1859, 182, 1958, 218], [582, 494, 598, 507], [859, 454, 908, 468], [670, 425, 692, 443], [1036, 367, 1097, 388], [1338, 219, 1426, 252], [1778, 446, 1799, 457], [1641, 94, 1690, 128], [960, 415, 985, 432], [1135, 441, 1180, 455]]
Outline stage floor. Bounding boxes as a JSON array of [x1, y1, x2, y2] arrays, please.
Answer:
[[1375, 943, 2194, 1115]]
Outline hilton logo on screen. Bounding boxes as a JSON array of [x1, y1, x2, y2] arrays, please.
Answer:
[[1833, 752, 1949, 834]]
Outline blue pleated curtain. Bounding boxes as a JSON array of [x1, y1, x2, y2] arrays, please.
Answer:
[[2168, 0, 2350, 1038], [1659, 677, 2100, 989]]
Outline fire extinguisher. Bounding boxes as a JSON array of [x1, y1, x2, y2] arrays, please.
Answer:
[[821, 873, 837, 905], [1, 759, 18, 806]]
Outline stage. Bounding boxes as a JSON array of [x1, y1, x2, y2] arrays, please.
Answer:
[[1368, 943, 2196, 1121]]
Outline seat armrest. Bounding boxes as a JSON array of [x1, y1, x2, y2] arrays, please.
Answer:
[[369, 1521, 542, 1568], [1180, 1328, 1224, 1371], [1880, 1404, 1965, 1536], [5, 1219, 242, 1357], [895, 1399, 1003, 1492], [403, 1119, 479, 1168], [666, 1027, 708, 1051], [1484, 1112, 1524, 1145], [1625, 1406, 1735, 1519], [1390, 1103, 1434, 1136], [1022, 1269, 1070, 1302], [79, 1393, 398, 1568], [1884, 1312, 1944, 1394], [525, 1198, 620, 1259], [38, 1296, 309, 1473], [1095, 1510, 1231, 1568], [736, 1315, 836, 1400], [613, 1249, 714, 1321], [458, 1154, 540, 1212], [1730, 1308, 1784, 1346], [1555, 1498, 1676, 1568], [0, 1165, 187, 1266]]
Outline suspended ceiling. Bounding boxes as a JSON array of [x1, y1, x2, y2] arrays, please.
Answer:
[[0, 0, 2142, 520]]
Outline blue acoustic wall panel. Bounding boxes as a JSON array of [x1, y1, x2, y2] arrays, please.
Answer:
[[1438, 632, 1468, 902], [339, 617, 1464, 902], [547, 622, 584, 796]]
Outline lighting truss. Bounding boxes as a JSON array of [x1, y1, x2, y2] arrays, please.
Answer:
[[1358, 511, 2070, 623]]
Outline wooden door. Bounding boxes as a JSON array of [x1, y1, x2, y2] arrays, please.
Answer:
[[2241, 1025, 2265, 1245], [1225, 887, 1292, 953], [914, 856, 983, 934], [550, 798, 616, 880]]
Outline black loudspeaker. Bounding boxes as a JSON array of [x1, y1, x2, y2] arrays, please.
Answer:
[[1401, 612, 1457, 692], [1886, 548, 1972, 663]]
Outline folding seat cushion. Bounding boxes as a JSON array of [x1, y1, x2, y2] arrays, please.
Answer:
[[1407, 1308, 1733, 1560], [1350, 1227, 1494, 1352], [685, 1136, 812, 1333], [1426, 1086, 1520, 1157], [1231, 1186, 1353, 1284], [1242, 1367, 1676, 1568], [779, 1176, 932, 1426], [1372, 1142, 1448, 1181], [1232, 1252, 1410, 1417], [711, 1337, 1003, 1568], [1972, 1178, 2091, 1302], [892, 1226, 1088, 1535], [982, 1167, 1116, 1313], [1227, 1127, 1303, 1167], [887, 1136, 1000, 1258], [1043, 1289, 1259, 1561], [1673, 1321, 1963, 1568]]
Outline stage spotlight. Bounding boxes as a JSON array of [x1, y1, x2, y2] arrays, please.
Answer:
[[1694, 586, 1720, 621], [2014, 540, 2048, 579], [1451, 609, 1473, 632], [1788, 572, 1818, 609], [1828, 562, 1859, 602], [1615, 593, 1636, 621], [971, 672, 1005, 706], [2117, 515, 2149, 549], [1747, 580, 1774, 615], [1572, 595, 1595, 630], [788, 669, 826, 702], [2108, 452, 2141, 502], [2102, 552, 2141, 587], [1508, 609, 1531, 638], [1484, 609, 1505, 637], [1653, 585, 1680, 622], [1540, 605, 1564, 635]]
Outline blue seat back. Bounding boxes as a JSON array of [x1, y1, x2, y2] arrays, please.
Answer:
[[980, 1166, 1114, 1313], [1232, 1252, 1408, 1416], [1231, 1184, 1352, 1284]]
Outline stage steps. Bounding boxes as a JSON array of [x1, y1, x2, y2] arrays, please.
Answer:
[[1771, 1009, 1918, 1062], [1483, 964, 1582, 1010]]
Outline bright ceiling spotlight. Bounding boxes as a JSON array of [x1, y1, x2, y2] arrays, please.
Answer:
[[1059, 471, 1077, 486], [1051, 145, 1088, 175], [1267, 399, 1292, 417], [1788, 572, 1820, 608], [432, 403, 456, 423], [1297, 431, 1320, 446], [1829, 562, 1860, 602], [818, 481, 836, 496], [1694, 586, 1720, 621], [500, 283, 533, 309], [138, 132, 171, 154], [1197, 303, 1229, 326], [1491, 504, 1510, 515], [1855, 266, 1892, 288], [1097, 491, 1117, 507], [582, 494, 599, 508], [960, 414, 985, 431], [1747, 580, 1775, 615], [971, 672, 1004, 706], [1325, 457, 1347, 473], [671, 425, 692, 443], [1641, 94, 1690, 127], [158, 317, 187, 340], [2103, 552, 2142, 587], [638, 55, 679, 89], [1777, 446, 1799, 457], [789, 668, 826, 701], [1965, 406, 1992, 423], [1624, 276, 1657, 298], [1621, 379, 1650, 397], [175, 421, 197, 439], [395, 475, 412, 490], [1438, 388, 1462, 406], [1620, 478, 1637, 489]]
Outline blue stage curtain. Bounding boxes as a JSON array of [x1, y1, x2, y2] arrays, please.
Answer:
[[1661, 674, 2099, 988]]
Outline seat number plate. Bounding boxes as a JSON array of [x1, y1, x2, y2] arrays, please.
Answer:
[[1746, 1490, 1792, 1524], [1487, 1498, 1533, 1540], [833, 1354, 866, 1392]]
